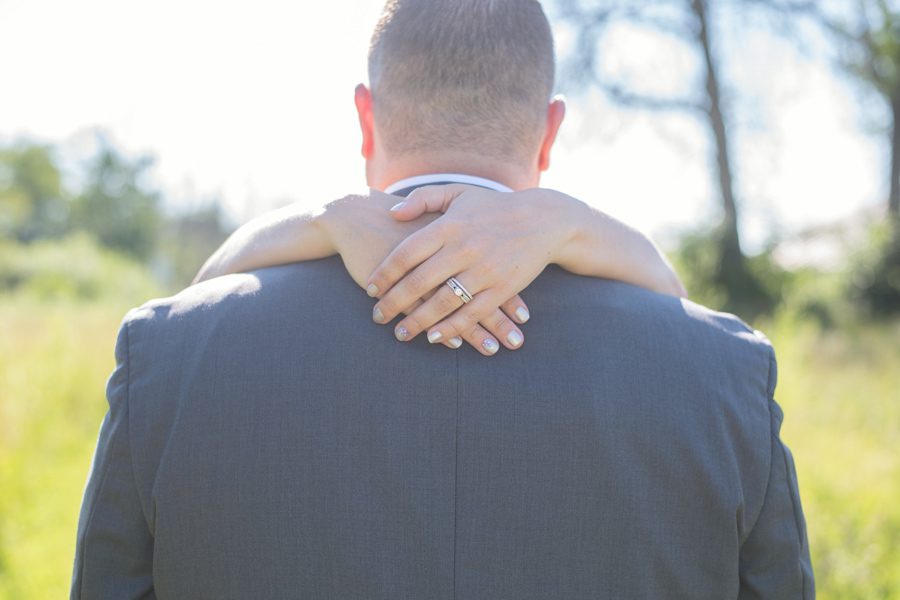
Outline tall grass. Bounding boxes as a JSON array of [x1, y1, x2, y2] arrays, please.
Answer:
[[0, 295, 897, 598], [0, 298, 134, 597], [764, 314, 900, 598]]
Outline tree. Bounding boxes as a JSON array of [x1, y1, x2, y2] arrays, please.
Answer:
[[787, 0, 900, 314], [0, 143, 68, 243], [800, 0, 900, 220], [557, 0, 774, 318], [69, 142, 161, 262]]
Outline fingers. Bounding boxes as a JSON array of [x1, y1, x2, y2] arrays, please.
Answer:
[[366, 226, 445, 299], [371, 250, 463, 324], [391, 282, 467, 342], [389, 279, 527, 355], [500, 295, 531, 325], [397, 296, 462, 350], [473, 308, 524, 352], [425, 291, 526, 355], [388, 184, 472, 222], [459, 323, 503, 356]]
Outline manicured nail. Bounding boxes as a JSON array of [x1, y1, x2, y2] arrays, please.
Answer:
[[448, 336, 463, 348], [390, 201, 406, 212], [395, 325, 410, 341], [506, 330, 523, 348], [482, 338, 499, 355], [428, 331, 443, 343], [366, 283, 379, 297], [373, 306, 385, 323], [515, 306, 530, 323]]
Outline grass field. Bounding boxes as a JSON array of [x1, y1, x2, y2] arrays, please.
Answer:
[[1, 295, 898, 598]]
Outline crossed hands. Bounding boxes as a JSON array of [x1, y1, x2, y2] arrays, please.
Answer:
[[326, 185, 574, 356]]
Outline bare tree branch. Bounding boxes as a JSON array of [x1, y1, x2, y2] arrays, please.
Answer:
[[599, 82, 707, 112]]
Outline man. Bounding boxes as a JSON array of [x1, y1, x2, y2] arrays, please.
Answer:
[[72, 0, 814, 598]]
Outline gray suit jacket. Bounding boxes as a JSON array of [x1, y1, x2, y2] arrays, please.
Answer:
[[72, 257, 813, 599]]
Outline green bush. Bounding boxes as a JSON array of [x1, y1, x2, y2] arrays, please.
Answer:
[[0, 234, 161, 302], [849, 222, 900, 318]]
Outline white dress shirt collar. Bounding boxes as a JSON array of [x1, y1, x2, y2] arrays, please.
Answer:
[[383, 173, 513, 194]]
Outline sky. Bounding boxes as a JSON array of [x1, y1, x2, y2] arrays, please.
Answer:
[[0, 0, 886, 252]]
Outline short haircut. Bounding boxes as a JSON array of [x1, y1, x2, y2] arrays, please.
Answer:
[[368, 0, 555, 163]]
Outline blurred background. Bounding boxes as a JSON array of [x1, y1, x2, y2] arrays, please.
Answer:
[[1, 0, 898, 597]]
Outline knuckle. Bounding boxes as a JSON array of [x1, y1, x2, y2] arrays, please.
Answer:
[[404, 313, 427, 334], [491, 314, 512, 331], [403, 270, 429, 295], [459, 308, 481, 330], [435, 290, 461, 313], [392, 246, 415, 270], [378, 295, 400, 316]]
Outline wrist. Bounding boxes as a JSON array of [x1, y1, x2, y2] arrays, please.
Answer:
[[538, 189, 590, 267]]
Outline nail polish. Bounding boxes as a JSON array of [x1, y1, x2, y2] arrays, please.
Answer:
[[515, 306, 530, 323], [482, 338, 499, 354], [373, 307, 385, 323], [448, 337, 463, 349], [428, 331, 443, 343], [366, 283, 379, 297], [507, 331, 523, 347], [395, 326, 410, 341], [390, 201, 406, 212]]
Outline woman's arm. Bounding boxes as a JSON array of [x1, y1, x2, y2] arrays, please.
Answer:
[[365, 185, 687, 346], [194, 203, 333, 284], [555, 201, 687, 298]]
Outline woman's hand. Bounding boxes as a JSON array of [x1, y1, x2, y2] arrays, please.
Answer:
[[366, 184, 687, 350], [322, 191, 531, 356], [193, 191, 531, 355]]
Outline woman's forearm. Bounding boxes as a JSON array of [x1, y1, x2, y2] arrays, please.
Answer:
[[551, 193, 688, 298], [193, 203, 334, 284]]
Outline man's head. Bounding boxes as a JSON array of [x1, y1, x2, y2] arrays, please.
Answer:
[[355, 0, 565, 190]]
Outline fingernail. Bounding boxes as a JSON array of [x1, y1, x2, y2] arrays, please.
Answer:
[[448, 336, 463, 348], [395, 325, 410, 341], [482, 338, 499, 355], [428, 331, 443, 343], [373, 306, 385, 323], [515, 306, 530, 323], [507, 331, 523, 348], [366, 283, 379, 297], [390, 201, 406, 212]]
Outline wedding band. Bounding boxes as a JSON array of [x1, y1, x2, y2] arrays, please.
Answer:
[[445, 276, 474, 303]]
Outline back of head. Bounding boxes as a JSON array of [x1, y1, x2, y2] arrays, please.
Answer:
[[368, 0, 555, 163]]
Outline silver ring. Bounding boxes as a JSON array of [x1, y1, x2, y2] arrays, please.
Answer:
[[445, 276, 474, 303]]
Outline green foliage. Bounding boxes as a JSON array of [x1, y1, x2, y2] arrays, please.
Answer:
[[0, 234, 161, 302], [69, 143, 161, 262], [0, 143, 68, 242], [0, 299, 138, 598], [0, 137, 230, 289], [672, 227, 781, 323], [157, 204, 231, 289], [849, 221, 900, 317], [763, 314, 900, 599]]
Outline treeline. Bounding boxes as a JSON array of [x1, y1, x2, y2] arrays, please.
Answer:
[[1, 133, 898, 322], [0, 138, 230, 297], [557, 0, 900, 321]]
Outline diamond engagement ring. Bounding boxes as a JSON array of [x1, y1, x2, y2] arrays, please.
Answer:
[[445, 276, 474, 303]]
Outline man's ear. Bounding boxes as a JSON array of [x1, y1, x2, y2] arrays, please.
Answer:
[[355, 84, 376, 159], [538, 96, 566, 172]]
